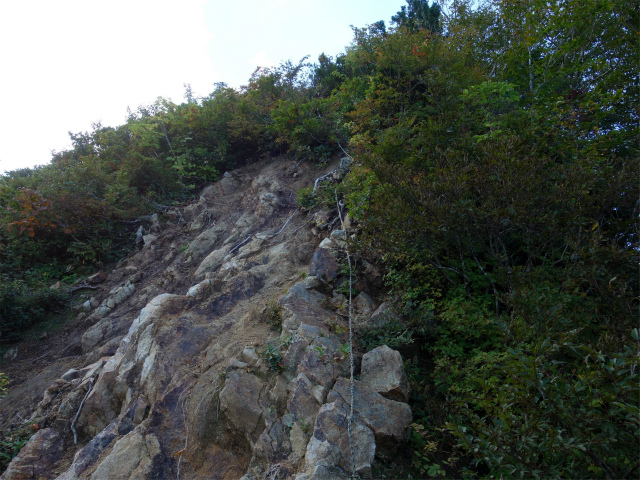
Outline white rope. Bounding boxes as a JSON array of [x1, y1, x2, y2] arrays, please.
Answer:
[[336, 189, 359, 479], [229, 208, 299, 255]]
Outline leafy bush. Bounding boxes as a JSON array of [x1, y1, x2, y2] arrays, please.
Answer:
[[441, 331, 639, 479], [0, 422, 37, 473], [0, 373, 7, 398], [296, 187, 316, 209], [260, 342, 285, 372], [265, 299, 283, 331], [0, 279, 69, 342]]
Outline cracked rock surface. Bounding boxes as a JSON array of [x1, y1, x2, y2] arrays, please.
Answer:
[[0, 156, 412, 480]]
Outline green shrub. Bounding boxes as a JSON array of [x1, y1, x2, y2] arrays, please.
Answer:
[[0, 373, 7, 398], [442, 331, 639, 479], [296, 187, 316, 209], [0, 279, 69, 343], [265, 299, 283, 331], [0, 422, 37, 473], [260, 342, 285, 372]]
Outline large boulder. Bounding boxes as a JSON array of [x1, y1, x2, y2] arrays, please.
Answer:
[[303, 402, 375, 478], [327, 377, 412, 457], [287, 373, 322, 426], [308, 248, 339, 281], [219, 371, 266, 441], [279, 283, 332, 333], [360, 345, 410, 403]]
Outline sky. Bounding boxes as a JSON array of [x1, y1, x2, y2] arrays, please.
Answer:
[[0, 0, 403, 174]]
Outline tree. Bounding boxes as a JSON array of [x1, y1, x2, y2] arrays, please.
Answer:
[[391, 0, 441, 33]]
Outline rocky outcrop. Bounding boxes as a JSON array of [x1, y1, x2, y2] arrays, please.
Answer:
[[1, 157, 412, 480], [360, 345, 410, 403]]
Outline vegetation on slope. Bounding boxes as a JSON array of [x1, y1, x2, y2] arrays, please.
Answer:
[[1, 0, 637, 477]]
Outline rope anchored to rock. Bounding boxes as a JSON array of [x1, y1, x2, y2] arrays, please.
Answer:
[[336, 189, 360, 479]]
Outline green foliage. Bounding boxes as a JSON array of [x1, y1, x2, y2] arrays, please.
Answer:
[[0, 373, 7, 398], [441, 332, 639, 479], [359, 316, 414, 352], [295, 187, 316, 209], [0, 422, 37, 472], [260, 342, 285, 372], [265, 299, 283, 331], [391, 0, 441, 33], [0, 278, 69, 343], [0, 2, 635, 477], [338, 2, 638, 477]]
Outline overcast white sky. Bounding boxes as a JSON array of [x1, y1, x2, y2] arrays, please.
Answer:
[[0, 0, 402, 174]]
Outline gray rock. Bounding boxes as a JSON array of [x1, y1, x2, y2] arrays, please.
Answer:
[[362, 302, 401, 329], [290, 421, 311, 458], [241, 347, 260, 366], [61, 368, 80, 382], [313, 211, 330, 229], [79, 359, 106, 381], [353, 292, 376, 318], [318, 238, 335, 250], [87, 271, 107, 284], [279, 284, 332, 334], [329, 230, 347, 246], [149, 213, 161, 233], [186, 279, 211, 299], [304, 402, 375, 478], [219, 371, 266, 440], [297, 350, 346, 389], [228, 358, 249, 369], [88, 430, 160, 480], [288, 373, 322, 426], [135, 225, 144, 244], [128, 271, 143, 283], [185, 223, 226, 263], [360, 345, 410, 403], [142, 234, 157, 246], [257, 192, 281, 217], [81, 320, 114, 353], [328, 378, 412, 457], [309, 248, 339, 282], [132, 397, 149, 425], [302, 275, 322, 289], [199, 184, 217, 201], [55, 420, 119, 480], [182, 203, 203, 222], [124, 265, 138, 275], [194, 244, 232, 279], [235, 212, 255, 235], [3, 347, 18, 361], [82, 300, 92, 312]]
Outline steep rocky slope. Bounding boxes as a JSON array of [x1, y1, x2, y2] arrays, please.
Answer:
[[0, 156, 412, 480]]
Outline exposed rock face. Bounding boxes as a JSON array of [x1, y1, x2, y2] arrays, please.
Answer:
[[219, 371, 266, 440], [1, 157, 412, 480]]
